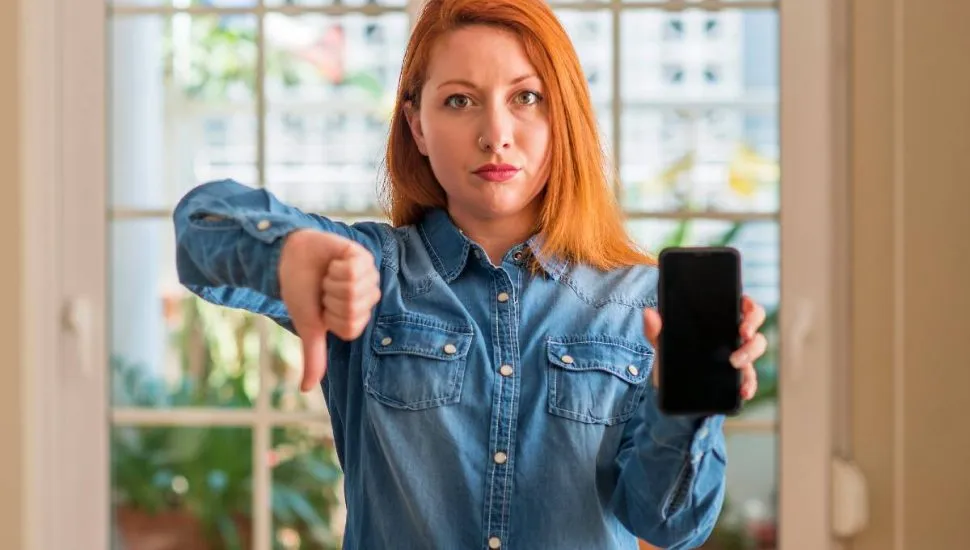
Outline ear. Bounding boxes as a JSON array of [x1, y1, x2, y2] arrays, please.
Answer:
[[404, 101, 429, 156]]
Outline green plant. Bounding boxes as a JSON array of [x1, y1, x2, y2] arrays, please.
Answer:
[[168, 17, 386, 102], [111, 295, 342, 550]]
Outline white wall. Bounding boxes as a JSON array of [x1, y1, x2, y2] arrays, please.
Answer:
[[850, 1, 970, 548]]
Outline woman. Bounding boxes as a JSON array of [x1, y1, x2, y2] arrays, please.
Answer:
[[174, 0, 768, 548]]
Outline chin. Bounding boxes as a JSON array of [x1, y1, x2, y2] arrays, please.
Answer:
[[448, 182, 544, 221]]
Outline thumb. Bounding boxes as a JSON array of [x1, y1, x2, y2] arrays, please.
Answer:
[[643, 308, 663, 388], [643, 307, 662, 347], [300, 326, 328, 392]]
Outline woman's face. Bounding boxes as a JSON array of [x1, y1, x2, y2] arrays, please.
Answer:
[[406, 25, 551, 226]]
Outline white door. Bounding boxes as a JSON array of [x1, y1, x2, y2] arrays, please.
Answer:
[[21, 0, 844, 548]]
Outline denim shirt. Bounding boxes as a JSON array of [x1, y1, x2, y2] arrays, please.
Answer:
[[174, 179, 727, 550]]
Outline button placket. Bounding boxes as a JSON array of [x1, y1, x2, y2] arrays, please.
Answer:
[[484, 275, 518, 548]]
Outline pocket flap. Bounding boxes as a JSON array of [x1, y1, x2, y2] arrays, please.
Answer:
[[371, 313, 473, 361], [546, 336, 653, 384]]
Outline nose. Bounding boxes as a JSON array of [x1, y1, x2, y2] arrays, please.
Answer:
[[478, 104, 513, 152]]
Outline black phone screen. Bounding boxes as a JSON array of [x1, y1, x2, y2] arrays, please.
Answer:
[[658, 248, 742, 415]]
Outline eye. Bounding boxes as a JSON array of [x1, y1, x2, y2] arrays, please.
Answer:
[[515, 90, 543, 106], [444, 94, 472, 109]]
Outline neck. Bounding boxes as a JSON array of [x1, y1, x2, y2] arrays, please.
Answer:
[[448, 203, 539, 266]]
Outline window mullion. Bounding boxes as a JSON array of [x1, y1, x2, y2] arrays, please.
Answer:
[[611, 0, 623, 201], [254, 4, 272, 546], [254, 316, 273, 550]]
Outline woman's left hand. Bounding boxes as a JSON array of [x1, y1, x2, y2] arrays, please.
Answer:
[[643, 295, 769, 401]]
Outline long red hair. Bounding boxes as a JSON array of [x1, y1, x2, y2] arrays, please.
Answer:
[[379, 0, 656, 272]]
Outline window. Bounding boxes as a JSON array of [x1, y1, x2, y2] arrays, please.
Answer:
[[26, 0, 841, 548]]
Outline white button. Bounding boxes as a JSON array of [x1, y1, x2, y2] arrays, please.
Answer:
[[443, 343, 458, 355], [381, 337, 392, 346], [497, 292, 509, 303], [627, 365, 640, 376], [488, 536, 502, 549], [561, 355, 574, 364], [474, 250, 482, 259], [698, 427, 709, 439], [256, 220, 271, 231], [513, 251, 523, 261], [494, 451, 508, 464], [499, 365, 514, 377]]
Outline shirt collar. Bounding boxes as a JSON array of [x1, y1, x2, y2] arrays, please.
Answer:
[[417, 207, 568, 283]]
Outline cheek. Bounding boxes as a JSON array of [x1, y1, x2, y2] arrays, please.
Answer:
[[524, 122, 552, 169]]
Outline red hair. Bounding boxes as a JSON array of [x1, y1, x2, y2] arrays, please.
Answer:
[[379, 0, 656, 272]]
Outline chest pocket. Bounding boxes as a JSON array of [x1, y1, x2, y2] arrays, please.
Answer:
[[364, 313, 474, 410], [546, 335, 653, 425]]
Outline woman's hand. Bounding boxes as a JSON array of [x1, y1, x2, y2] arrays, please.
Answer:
[[278, 229, 381, 391], [643, 295, 768, 401]]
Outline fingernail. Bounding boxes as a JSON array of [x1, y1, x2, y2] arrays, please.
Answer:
[[731, 352, 748, 368]]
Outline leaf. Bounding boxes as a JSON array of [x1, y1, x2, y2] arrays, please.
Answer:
[[301, 457, 341, 484], [216, 514, 244, 550], [712, 222, 744, 248], [273, 484, 327, 528], [661, 219, 692, 250]]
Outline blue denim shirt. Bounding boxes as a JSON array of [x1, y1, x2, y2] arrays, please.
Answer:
[[174, 179, 727, 550]]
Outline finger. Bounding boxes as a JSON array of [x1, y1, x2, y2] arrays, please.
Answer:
[[643, 308, 663, 387], [740, 367, 758, 400], [740, 297, 767, 340], [322, 289, 380, 322], [325, 257, 360, 283], [322, 267, 379, 300], [326, 257, 379, 288], [642, 308, 662, 347], [300, 329, 328, 392], [323, 308, 370, 341], [730, 333, 768, 368]]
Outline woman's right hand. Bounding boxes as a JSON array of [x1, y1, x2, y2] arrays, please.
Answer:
[[278, 229, 381, 391]]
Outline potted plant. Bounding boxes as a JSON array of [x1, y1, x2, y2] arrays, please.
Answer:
[[111, 295, 343, 550]]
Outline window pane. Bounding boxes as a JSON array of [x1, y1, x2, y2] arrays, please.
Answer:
[[265, 0, 407, 7], [556, 9, 614, 151], [109, 0, 257, 6], [626, 218, 779, 419], [622, 0, 775, 3], [264, 13, 408, 212], [112, 426, 254, 549], [109, 14, 258, 210], [271, 425, 344, 550], [703, 432, 778, 549], [111, 218, 262, 409], [620, 10, 778, 212]]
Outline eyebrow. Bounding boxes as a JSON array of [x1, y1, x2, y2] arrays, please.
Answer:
[[436, 74, 540, 90]]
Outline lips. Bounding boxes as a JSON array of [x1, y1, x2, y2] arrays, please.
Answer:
[[473, 163, 520, 182]]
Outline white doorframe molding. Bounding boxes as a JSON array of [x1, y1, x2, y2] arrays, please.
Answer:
[[778, 0, 851, 548], [21, 0, 109, 548]]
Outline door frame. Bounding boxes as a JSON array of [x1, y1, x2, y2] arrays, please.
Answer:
[[19, 0, 850, 548]]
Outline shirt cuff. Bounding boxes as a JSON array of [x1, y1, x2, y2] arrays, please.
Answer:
[[648, 397, 725, 459]]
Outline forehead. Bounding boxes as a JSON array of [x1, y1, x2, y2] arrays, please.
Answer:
[[425, 25, 539, 83]]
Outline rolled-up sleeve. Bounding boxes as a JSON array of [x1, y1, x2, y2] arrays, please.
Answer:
[[173, 179, 387, 324], [609, 382, 728, 549]]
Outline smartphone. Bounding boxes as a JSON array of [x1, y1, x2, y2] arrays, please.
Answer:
[[657, 247, 743, 416]]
